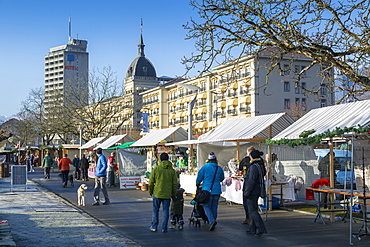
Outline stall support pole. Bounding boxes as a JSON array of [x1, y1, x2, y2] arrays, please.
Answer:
[[329, 138, 335, 222], [236, 141, 240, 161], [189, 144, 194, 172], [268, 125, 273, 211]]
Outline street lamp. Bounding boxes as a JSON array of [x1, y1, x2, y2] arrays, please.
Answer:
[[176, 83, 201, 140], [210, 91, 218, 126]]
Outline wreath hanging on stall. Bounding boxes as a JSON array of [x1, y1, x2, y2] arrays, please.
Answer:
[[265, 125, 370, 148]]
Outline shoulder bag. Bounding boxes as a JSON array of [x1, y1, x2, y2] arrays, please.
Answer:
[[196, 166, 219, 203]]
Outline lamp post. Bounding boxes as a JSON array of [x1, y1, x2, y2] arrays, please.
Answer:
[[176, 83, 201, 140], [79, 126, 85, 159], [177, 83, 201, 172], [210, 91, 218, 126]]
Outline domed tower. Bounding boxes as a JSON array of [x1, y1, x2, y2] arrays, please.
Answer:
[[124, 33, 159, 127]]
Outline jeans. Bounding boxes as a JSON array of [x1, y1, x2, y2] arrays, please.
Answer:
[[93, 176, 110, 203], [44, 167, 51, 179], [201, 195, 220, 224], [247, 194, 267, 234], [74, 168, 81, 180], [243, 196, 249, 218], [151, 196, 171, 231], [81, 168, 88, 181], [61, 170, 69, 184]]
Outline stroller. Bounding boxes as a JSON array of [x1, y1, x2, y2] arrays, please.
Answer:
[[188, 187, 209, 227]]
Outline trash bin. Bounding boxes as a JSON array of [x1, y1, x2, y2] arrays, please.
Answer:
[[0, 163, 10, 178]]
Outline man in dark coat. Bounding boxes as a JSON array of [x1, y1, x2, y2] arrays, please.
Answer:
[[243, 150, 267, 236]]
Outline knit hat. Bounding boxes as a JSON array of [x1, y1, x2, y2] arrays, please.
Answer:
[[208, 152, 217, 160], [160, 153, 169, 161], [250, 150, 263, 159]]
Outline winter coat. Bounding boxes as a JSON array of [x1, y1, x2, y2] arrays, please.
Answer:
[[58, 157, 72, 171], [171, 188, 185, 215], [243, 158, 266, 198], [72, 157, 80, 169], [42, 155, 54, 168], [95, 154, 108, 177], [196, 162, 225, 195], [148, 160, 177, 199], [79, 157, 89, 170]]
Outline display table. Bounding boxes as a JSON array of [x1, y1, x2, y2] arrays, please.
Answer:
[[221, 178, 296, 205]]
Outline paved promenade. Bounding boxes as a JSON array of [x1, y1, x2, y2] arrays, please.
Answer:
[[1, 168, 370, 246], [0, 177, 139, 247]]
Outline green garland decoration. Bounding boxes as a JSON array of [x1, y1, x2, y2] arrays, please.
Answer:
[[265, 125, 370, 148]]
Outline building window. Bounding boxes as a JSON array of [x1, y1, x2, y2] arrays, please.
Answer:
[[283, 64, 290, 75], [295, 98, 300, 105], [295, 82, 300, 94], [301, 82, 306, 94], [320, 84, 327, 95], [284, 81, 290, 92], [284, 99, 290, 109], [302, 98, 306, 110], [320, 99, 327, 107]]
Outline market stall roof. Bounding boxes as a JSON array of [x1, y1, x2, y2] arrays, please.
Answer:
[[107, 141, 136, 149], [131, 127, 193, 147], [95, 134, 135, 150], [272, 100, 370, 140], [80, 137, 105, 149], [165, 139, 199, 147], [197, 112, 294, 143]]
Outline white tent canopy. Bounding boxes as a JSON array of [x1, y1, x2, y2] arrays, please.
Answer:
[[272, 100, 370, 140], [198, 112, 294, 143], [95, 134, 135, 150], [132, 127, 193, 147], [80, 137, 105, 149]]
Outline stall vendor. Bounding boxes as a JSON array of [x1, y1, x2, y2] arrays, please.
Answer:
[[175, 152, 188, 168]]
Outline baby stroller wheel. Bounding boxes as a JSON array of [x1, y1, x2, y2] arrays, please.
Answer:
[[196, 220, 201, 228]]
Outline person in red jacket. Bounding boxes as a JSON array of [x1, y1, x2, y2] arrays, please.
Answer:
[[58, 153, 72, 187]]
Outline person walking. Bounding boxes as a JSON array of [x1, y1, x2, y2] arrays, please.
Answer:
[[148, 153, 177, 233], [175, 152, 188, 168], [58, 153, 72, 188], [107, 152, 117, 187], [72, 154, 81, 180], [239, 146, 255, 224], [92, 148, 110, 206], [42, 152, 53, 179], [196, 152, 225, 231], [243, 150, 267, 236], [79, 154, 89, 181]]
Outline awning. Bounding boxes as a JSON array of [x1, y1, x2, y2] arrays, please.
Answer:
[[180, 112, 187, 117], [217, 101, 226, 108], [95, 134, 135, 150], [170, 113, 176, 119], [273, 99, 370, 140], [107, 141, 136, 149], [227, 98, 238, 106], [175, 112, 182, 118], [153, 103, 160, 109], [244, 78, 251, 86], [80, 137, 105, 149], [170, 101, 176, 107], [123, 119, 132, 125], [175, 99, 182, 105], [209, 120, 217, 128], [198, 112, 294, 143], [238, 96, 251, 104], [228, 82, 238, 89], [197, 122, 208, 129], [198, 92, 207, 99], [131, 127, 194, 147], [153, 116, 159, 121], [196, 107, 207, 114]]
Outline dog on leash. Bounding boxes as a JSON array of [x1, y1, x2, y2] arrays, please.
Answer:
[[77, 184, 88, 206]]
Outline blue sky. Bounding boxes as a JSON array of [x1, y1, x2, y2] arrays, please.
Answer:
[[0, 0, 198, 117]]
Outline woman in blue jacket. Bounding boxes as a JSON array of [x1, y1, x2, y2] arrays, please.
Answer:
[[196, 152, 225, 231]]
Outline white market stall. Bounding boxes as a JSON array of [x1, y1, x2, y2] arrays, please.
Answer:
[[131, 127, 195, 172], [180, 112, 296, 199], [270, 99, 370, 244]]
